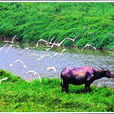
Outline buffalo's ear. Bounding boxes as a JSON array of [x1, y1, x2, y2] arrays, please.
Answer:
[[86, 72, 92, 81], [86, 76, 91, 81]]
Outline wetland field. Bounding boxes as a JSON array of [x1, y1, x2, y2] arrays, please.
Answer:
[[0, 2, 114, 112], [0, 42, 114, 112]]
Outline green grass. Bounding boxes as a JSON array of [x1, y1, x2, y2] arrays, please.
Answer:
[[0, 69, 114, 112], [0, 3, 114, 50]]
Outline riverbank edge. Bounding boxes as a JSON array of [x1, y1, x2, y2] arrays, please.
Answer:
[[0, 37, 114, 53]]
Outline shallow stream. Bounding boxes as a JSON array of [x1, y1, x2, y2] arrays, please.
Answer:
[[0, 43, 114, 88]]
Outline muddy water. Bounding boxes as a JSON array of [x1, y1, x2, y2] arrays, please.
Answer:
[[0, 44, 114, 88]]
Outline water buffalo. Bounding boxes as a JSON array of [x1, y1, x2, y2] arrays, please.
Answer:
[[61, 66, 114, 92]]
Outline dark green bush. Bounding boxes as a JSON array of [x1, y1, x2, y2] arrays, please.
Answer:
[[0, 3, 114, 49]]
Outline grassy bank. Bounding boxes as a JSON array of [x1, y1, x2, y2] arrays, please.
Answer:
[[0, 69, 114, 112], [0, 3, 114, 50]]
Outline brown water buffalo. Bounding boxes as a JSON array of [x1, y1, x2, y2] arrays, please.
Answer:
[[61, 66, 114, 92]]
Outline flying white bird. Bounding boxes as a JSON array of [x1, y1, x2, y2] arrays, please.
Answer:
[[20, 47, 34, 55], [66, 37, 77, 42], [36, 39, 49, 47], [51, 41, 56, 48], [81, 44, 96, 51], [7, 44, 13, 49], [21, 47, 31, 52], [0, 77, 8, 83], [5, 44, 14, 53], [54, 39, 66, 47], [13, 44, 20, 48], [25, 70, 41, 82], [0, 44, 8, 51], [36, 37, 77, 48], [4, 35, 16, 44], [49, 37, 55, 44], [54, 49, 66, 56], [53, 38, 76, 47], [32, 53, 40, 57], [35, 41, 40, 48], [47, 67, 57, 73], [9, 59, 27, 68], [37, 54, 52, 61], [45, 48, 51, 51], [45, 41, 56, 51]]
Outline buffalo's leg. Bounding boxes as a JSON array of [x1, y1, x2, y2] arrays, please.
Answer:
[[84, 83, 91, 92], [62, 80, 69, 93]]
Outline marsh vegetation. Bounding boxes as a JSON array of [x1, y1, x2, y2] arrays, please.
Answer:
[[0, 2, 114, 112]]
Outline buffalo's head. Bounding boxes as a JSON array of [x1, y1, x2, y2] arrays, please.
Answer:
[[100, 68, 114, 78]]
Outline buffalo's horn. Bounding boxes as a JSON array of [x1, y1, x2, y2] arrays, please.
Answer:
[[105, 68, 109, 71], [100, 67, 107, 72], [100, 67, 105, 71]]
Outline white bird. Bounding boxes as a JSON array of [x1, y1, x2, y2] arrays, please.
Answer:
[[36, 37, 77, 48], [32, 53, 40, 57], [5, 44, 13, 53], [21, 47, 31, 52], [54, 49, 66, 56], [9, 59, 27, 68], [37, 54, 52, 61], [7, 44, 13, 49], [49, 37, 55, 44], [51, 41, 56, 48], [13, 44, 20, 48], [35, 42, 39, 48], [0, 44, 8, 51], [0, 77, 8, 83], [3, 44, 19, 53], [81, 44, 96, 51], [36, 39, 49, 47], [53, 38, 76, 47], [66, 37, 77, 42], [45, 48, 51, 51], [25, 70, 41, 82], [20, 47, 34, 55], [47, 67, 57, 73], [54, 39, 66, 47], [4, 35, 16, 44], [45, 41, 56, 51]]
